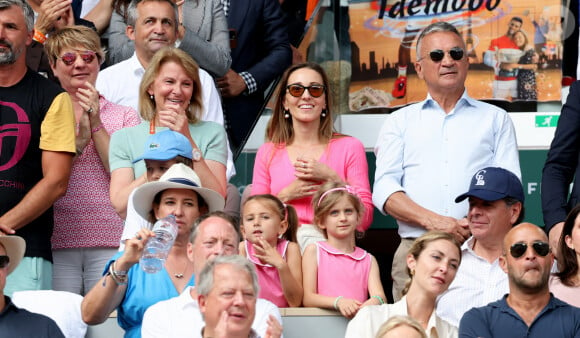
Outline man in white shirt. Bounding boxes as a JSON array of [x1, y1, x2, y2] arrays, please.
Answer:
[[372, 22, 521, 301], [141, 212, 282, 337], [96, 0, 234, 179], [436, 167, 524, 326]]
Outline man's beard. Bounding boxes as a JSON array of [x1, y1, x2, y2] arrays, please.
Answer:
[[509, 267, 550, 293], [0, 40, 19, 65]]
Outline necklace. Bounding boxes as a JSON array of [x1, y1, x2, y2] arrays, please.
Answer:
[[173, 259, 189, 279]]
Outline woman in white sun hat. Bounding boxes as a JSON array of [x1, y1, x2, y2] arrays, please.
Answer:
[[81, 163, 224, 337]]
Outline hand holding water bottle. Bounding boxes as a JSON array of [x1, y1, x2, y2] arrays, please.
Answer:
[[140, 215, 178, 273], [115, 228, 156, 272]]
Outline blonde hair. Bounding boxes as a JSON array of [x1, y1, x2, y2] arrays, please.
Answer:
[[242, 194, 298, 243], [401, 231, 461, 296], [312, 181, 364, 238], [138, 47, 203, 123], [44, 25, 105, 66], [266, 62, 335, 145], [375, 315, 428, 338]]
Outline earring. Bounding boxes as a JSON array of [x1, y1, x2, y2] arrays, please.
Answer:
[[410, 269, 415, 276], [321, 109, 327, 117], [150, 94, 154, 100], [284, 109, 290, 119]]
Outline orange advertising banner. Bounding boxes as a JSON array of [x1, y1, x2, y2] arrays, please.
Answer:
[[301, 1, 567, 112]]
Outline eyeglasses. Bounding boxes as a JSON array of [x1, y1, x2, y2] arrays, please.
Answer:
[[0, 255, 9, 269], [423, 47, 465, 62], [286, 84, 326, 98], [509, 241, 550, 258], [58, 51, 97, 66]]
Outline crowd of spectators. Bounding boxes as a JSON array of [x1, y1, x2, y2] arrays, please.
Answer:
[[2, 0, 580, 336]]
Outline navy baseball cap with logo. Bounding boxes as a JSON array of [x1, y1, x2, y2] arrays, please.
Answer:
[[455, 167, 524, 203], [132, 130, 193, 163]]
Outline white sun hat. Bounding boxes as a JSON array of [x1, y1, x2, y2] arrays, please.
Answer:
[[0, 235, 26, 275], [132, 163, 225, 220]]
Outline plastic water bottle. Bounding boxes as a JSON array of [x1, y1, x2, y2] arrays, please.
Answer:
[[140, 215, 178, 273]]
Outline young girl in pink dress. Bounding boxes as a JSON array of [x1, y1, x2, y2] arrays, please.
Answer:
[[302, 182, 386, 318], [240, 194, 303, 307]]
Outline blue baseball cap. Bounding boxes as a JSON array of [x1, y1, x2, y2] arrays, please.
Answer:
[[132, 130, 193, 163], [455, 167, 524, 203]]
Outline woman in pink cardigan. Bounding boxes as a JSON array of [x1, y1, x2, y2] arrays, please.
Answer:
[[251, 62, 373, 252]]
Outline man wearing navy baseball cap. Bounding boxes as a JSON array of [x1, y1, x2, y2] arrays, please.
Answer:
[[436, 167, 524, 327]]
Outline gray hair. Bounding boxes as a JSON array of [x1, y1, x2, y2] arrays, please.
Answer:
[[416, 22, 464, 59], [126, 0, 179, 30], [0, 0, 34, 32], [197, 255, 260, 297], [189, 211, 240, 245]]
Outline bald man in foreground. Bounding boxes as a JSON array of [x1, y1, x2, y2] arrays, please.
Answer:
[[458, 223, 580, 337]]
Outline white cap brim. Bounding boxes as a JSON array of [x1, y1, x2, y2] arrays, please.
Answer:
[[0, 236, 25, 275]]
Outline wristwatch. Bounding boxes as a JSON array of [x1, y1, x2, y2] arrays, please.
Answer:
[[192, 148, 202, 162]]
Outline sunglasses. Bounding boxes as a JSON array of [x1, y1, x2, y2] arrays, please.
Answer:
[[0, 255, 8, 269], [58, 51, 98, 66], [286, 84, 326, 98], [509, 241, 550, 259], [424, 47, 465, 62]]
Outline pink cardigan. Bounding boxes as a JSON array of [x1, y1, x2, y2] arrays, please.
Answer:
[[251, 136, 373, 231]]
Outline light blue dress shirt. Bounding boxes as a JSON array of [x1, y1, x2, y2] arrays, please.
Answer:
[[372, 91, 521, 238]]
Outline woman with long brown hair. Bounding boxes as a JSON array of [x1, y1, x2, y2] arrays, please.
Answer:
[[251, 62, 373, 252], [550, 204, 580, 307]]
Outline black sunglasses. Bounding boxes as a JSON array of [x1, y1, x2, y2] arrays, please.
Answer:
[[509, 241, 550, 259], [286, 84, 326, 98], [59, 51, 97, 66], [0, 255, 9, 269], [425, 47, 465, 62]]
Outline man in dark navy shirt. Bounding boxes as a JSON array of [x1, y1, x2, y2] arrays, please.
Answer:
[[0, 236, 64, 337], [459, 223, 580, 338]]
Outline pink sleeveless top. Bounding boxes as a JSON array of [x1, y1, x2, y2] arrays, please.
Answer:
[[245, 239, 289, 307], [316, 241, 371, 302]]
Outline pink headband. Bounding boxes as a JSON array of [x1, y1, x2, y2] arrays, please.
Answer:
[[317, 185, 358, 207]]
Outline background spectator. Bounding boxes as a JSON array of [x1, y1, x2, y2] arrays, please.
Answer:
[[45, 25, 141, 295], [105, 0, 231, 76], [373, 22, 520, 301], [216, 0, 292, 154], [345, 231, 460, 338], [252, 62, 373, 251], [550, 203, 580, 307], [108, 47, 227, 219], [303, 182, 385, 318], [0, 0, 75, 296]]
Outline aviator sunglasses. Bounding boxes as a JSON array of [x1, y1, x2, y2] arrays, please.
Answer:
[[424, 47, 465, 62], [0, 255, 9, 269], [58, 51, 98, 66], [509, 241, 550, 259], [286, 84, 326, 98]]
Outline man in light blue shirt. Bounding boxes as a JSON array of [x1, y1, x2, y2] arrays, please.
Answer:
[[372, 22, 521, 301]]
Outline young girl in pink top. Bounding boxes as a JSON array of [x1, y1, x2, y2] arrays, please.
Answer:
[[302, 182, 386, 318], [240, 194, 304, 307]]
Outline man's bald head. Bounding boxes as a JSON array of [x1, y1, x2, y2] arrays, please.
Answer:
[[503, 223, 548, 254], [500, 222, 553, 294]]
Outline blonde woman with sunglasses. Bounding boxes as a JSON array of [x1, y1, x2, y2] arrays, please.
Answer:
[[251, 62, 374, 252], [44, 25, 141, 295]]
